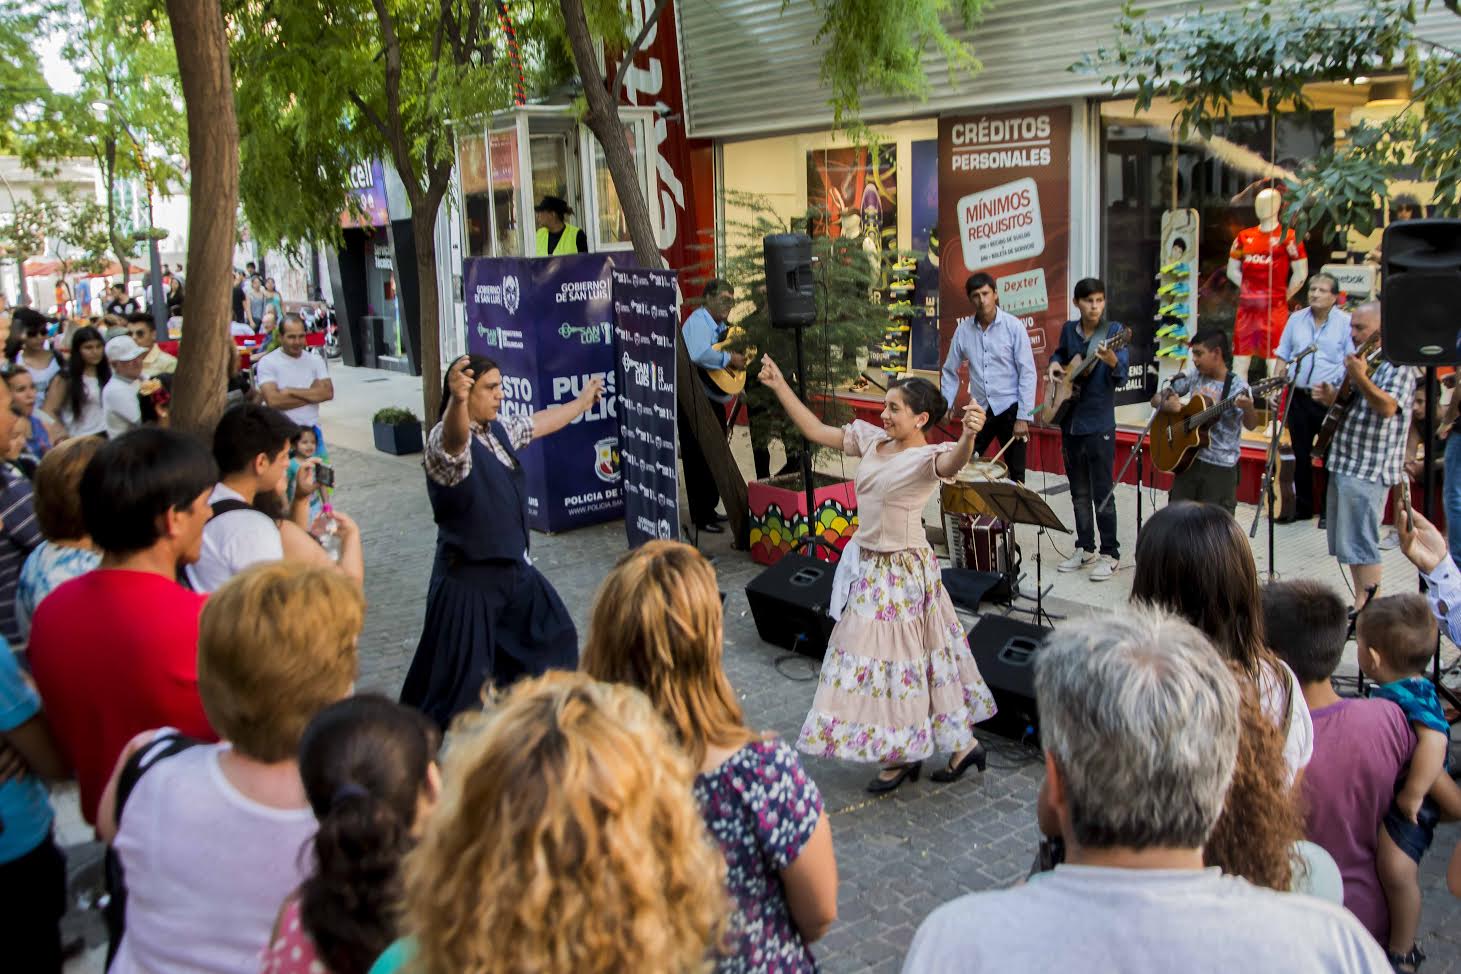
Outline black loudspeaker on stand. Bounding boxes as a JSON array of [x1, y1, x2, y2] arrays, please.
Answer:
[[763, 233, 817, 328], [745, 554, 835, 659], [1382, 219, 1461, 365], [1381, 218, 1461, 715]]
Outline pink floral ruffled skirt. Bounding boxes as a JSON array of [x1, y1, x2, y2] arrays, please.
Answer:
[[796, 545, 996, 764]]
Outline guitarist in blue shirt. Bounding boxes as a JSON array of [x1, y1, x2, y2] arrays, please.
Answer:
[[1046, 278, 1129, 580]]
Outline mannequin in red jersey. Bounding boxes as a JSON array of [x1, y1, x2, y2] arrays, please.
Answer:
[[1226, 187, 1307, 378]]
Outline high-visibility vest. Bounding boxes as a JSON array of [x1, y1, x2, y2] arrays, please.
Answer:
[[536, 223, 582, 256]]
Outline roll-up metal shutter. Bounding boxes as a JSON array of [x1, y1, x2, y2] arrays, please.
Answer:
[[677, 0, 1461, 140]]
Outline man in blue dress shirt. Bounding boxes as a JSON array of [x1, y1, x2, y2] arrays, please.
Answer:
[[1047, 278, 1128, 580], [1275, 273, 1354, 524], [940, 272, 1037, 482]]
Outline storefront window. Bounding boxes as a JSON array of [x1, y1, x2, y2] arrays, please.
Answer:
[[530, 135, 570, 209], [592, 124, 642, 250], [1101, 96, 1342, 403], [489, 126, 522, 256], [457, 132, 490, 257]]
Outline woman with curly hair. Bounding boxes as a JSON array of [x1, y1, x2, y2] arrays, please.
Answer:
[[1131, 501, 1313, 780], [371, 672, 730, 974], [582, 540, 838, 972], [1203, 674, 1312, 891], [262, 695, 441, 974]]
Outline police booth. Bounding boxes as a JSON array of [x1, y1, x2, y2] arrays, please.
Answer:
[[449, 105, 670, 535], [453, 105, 660, 260]]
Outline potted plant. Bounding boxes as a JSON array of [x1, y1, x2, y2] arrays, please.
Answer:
[[372, 406, 423, 455], [718, 194, 888, 565]]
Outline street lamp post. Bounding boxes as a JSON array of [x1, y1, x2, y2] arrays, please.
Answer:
[[132, 227, 169, 338]]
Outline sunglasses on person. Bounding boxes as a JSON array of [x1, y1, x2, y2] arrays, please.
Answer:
[[130, 328, 149, 340]]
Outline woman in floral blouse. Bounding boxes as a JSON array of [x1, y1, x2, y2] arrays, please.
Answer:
[[759, 356, 997, 793], [582, 540, 838, 973]]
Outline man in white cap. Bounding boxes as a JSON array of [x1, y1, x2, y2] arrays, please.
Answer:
[[102, 334, 147, 437]]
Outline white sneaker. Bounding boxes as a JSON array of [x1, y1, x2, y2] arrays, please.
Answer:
[[1090, 555, 1119, 581], [1058, 550, 1097, 573]]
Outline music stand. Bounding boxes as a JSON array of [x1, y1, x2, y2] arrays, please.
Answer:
[[962, 479, 1070, 629]]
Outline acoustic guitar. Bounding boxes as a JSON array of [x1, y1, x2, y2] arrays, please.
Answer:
[[1041, 325, 1134, 426], [701, 326, 758, 396], [1150, 375, 1285, 474], [1312, 333, 1384, 456]]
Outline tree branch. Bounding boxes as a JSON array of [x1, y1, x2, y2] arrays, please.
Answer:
[[610, 0, 671, 102], [368, 0, 420, 196]]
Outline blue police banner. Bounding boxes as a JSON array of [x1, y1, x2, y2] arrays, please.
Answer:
[[463, 254, 622, 532], [611, 268, 680, 547]]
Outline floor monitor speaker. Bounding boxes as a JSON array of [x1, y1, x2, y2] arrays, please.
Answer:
[[745, 553, 835, 658], [966, 613, 1048, 742]]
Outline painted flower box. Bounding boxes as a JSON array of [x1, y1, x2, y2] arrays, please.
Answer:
[[748, 473, 858, 565]]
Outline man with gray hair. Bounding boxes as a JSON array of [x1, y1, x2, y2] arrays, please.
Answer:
[[901, 607, 1387, 972], [1275, 272, 1353, 523]]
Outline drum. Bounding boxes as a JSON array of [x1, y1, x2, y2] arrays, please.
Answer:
[[959, 460, 1008, 483]]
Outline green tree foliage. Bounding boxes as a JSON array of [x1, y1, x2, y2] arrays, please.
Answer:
[[230, 0, 580, 418], [1076, 0, 1460, 237], [0, 4, 55, 155], [718, 193, 887, 467], [0, 189, 112, 276], [809, 0, 989, 136], [6, 0, 187, 279]]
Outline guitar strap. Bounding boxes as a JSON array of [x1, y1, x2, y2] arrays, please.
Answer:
[[1220, 371, 1234, 408]]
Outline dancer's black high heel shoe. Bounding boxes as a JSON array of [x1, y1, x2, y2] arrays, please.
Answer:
[[865, 761, 922, 794], [930, 742, 988, 782]]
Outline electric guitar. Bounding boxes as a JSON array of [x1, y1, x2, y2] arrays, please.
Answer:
[[1041, 325, 1134, 426], [1313, 334, 1384, 455], [1150, 375, 1285, 474], [701, 326, 758, 396]]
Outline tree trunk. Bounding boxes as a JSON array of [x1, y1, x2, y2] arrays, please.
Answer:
[[558, 0, 750, 546], [166, 0, 237, 437], [413, 211, 443, 423]]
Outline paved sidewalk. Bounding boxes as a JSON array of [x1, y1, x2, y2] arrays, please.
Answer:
[[58, 365, 1461, 972]]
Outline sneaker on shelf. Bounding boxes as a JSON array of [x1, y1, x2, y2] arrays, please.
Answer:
[[1159, 259, 1192, 276], [1156, 322, 1189, 340], [1058, 550, 1097, 573], [1155, 344, 1190, 359], [1157, 280, 1190, 298], [1157, 301, 1191, 318], [1090, 555, 1119, 581], [891, 256, 918, 272]]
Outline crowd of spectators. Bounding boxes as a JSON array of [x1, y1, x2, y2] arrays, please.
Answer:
[[5, 278, 1461, 973]]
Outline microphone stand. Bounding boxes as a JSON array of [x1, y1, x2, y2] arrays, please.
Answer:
[[1099, 373, 1175, 529], [1249, 374, 1295, 580], [1248, 343, 1314, 579]]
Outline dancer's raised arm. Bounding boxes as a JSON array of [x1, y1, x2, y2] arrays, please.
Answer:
[[758, 354, 845, 451]]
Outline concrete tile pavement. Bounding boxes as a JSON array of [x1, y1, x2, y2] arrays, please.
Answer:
[[57, 364, 1461, 971]]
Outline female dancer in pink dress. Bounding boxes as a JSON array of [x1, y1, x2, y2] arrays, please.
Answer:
[[758, 355, 998, 793]]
